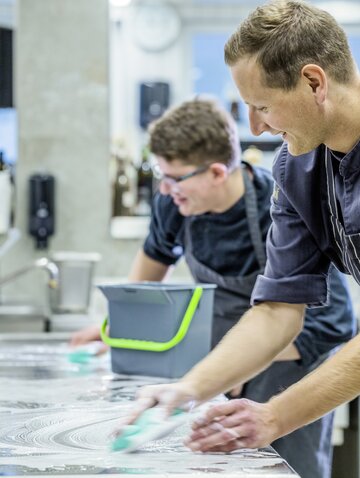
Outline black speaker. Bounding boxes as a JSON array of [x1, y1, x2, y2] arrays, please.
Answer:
[[0, 27, 13, 108], [139, 82, 170, 129]]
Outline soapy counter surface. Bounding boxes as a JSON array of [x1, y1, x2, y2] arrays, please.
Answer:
[[0, 334, 298, 477]]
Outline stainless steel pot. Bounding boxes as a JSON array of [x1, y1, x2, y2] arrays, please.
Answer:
[[49, 252, 101, 313]]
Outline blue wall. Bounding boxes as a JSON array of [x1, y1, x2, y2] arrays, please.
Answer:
[[0, 108, 17, 164]]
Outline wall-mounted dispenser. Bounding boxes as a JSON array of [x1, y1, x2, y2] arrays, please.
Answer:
[[28, 173, 55, 249], [139, 82, 170, 130]]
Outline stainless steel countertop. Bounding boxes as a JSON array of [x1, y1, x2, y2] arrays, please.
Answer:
[[0, 333, 298, 477]]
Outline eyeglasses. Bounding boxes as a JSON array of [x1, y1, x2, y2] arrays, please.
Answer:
[[157, 165, 209, 186]]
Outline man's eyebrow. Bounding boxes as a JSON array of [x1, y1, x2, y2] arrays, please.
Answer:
[[244, 101, 268, 109]]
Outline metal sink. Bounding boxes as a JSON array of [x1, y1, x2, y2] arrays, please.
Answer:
[[0, 306, 93, 334], [0, 304, 49, 332], [0, 331, 70, 343]]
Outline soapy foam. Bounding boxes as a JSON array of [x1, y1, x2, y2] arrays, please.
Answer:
[[0, 340, 295, 476]]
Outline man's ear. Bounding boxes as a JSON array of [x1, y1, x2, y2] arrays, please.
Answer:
[[209, 163, 228, 182], [301, 64, 327, 105]]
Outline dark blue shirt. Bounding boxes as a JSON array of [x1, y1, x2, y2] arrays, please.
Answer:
[[252, 141, 360, 306], [144, 163, 355, 366], [144, 166, 273, 276]]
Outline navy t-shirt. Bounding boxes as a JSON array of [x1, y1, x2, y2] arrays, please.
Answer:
[[144, 165, 273, 276]]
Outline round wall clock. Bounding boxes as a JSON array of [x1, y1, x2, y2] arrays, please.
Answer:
[[133, 2, 181, 52]]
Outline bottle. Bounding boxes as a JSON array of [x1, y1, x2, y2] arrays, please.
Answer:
[[135, 145, 153, 216], [112, 145, 137, 217], [0, 151, 12, 235]]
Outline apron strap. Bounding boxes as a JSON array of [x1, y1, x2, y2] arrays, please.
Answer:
[[242, 165, 267, 269]]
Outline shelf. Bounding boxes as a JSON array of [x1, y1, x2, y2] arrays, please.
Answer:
[[110, 216, 150, 239]]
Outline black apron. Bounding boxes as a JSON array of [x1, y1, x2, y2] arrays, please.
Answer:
[[184, 167, 266, 347], [183, 166, 334, 478]]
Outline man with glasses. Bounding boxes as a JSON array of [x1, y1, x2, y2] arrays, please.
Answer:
[[72, 98, 355, 478], [158, 165, 209, 186]]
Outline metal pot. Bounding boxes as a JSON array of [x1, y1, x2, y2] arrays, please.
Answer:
[[49, 252, 101, 313]]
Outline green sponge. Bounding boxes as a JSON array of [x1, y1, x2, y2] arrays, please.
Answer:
[[111, 407, 187, 453]]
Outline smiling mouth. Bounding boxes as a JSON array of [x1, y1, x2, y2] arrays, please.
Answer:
[[271, 130, 285, 137], [172, 196, 187, 206]]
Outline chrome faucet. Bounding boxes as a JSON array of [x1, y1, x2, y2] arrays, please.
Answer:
[[0, 258, 59, 289]]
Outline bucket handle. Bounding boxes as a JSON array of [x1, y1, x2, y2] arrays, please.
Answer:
[[100, 286, 203, 352]]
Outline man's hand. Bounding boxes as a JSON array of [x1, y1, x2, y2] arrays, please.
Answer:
[[184, 398, 280, 452], [70, 325, 108, 354], [122, 381, 200, 427]]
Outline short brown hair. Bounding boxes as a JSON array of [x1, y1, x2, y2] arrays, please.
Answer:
[[224, 0, 355, 90], [149, 99, 240, 169]]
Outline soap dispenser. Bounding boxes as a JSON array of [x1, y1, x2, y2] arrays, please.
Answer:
[[28, 173, 55, 249]]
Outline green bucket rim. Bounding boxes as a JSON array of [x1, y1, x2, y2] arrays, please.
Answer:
[[100, 286, 203, 352]]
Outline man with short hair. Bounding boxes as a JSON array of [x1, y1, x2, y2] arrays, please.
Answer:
[[182, 0, 360, 454], [127, 0, 360, 471], [72, 98, 355, 478]]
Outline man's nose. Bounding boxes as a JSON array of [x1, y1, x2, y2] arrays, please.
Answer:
[[159, 179, 179, 195], [159, 180, 170, 195], [248, 108, 268, 136]]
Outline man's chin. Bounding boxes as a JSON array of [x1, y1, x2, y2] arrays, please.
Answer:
[[177, 203, 191, 216], [178, 203, 205, 217], [286, 141, 314, 157]]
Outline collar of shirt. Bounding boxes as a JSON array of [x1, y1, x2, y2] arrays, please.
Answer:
[[329, 138, 360, 177]]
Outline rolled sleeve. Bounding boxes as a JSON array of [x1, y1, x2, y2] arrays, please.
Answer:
[[143, 193, 185, 266], [252, 273, 328, 306]]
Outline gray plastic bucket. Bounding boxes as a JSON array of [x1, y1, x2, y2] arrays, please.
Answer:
[[98, 282, 216, 378]]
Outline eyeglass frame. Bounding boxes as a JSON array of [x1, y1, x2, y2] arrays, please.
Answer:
[[157, 165, 209, 186]]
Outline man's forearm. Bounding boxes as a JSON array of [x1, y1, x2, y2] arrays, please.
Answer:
[[181, 302, 304, 401], [128, 249, 170, 282], [269, 332, 360, 438]]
